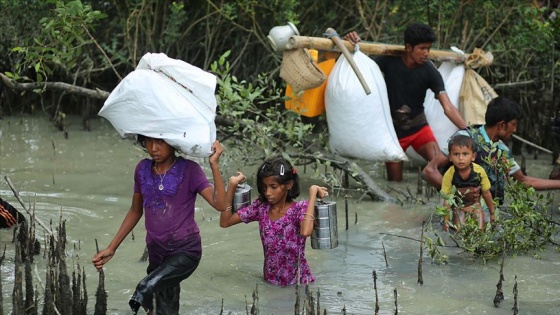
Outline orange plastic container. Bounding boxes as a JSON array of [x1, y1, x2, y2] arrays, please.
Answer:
[[285, 58, 336, 117]]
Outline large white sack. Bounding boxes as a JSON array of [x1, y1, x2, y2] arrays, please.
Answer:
[[99, 52, 217, 157], [325, 51, 407, 162], [406, 61, 464, 162]]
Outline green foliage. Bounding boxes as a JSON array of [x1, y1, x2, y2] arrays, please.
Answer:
[[0, 0, 558, 152], [211, 51, 321, 166], [499, 183, 556, 252], [505, 5, 555, 53], [467, 128, 514, 180], [428, 179, 558, 263], [219, 0, 299, 26], [427, 125, 558, 262], [455, 182, 556, 261], [11, 0, 105, 84], [160, 2, 187, 51], [1, 1, 49, 81], [424, 234, 449, 265]]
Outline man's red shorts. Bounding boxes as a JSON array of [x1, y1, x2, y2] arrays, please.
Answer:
[[386, 125, 437, 165]]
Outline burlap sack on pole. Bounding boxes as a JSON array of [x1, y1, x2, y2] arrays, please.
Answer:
[[459, 48, 498, 125], [280, 48, 326, 92]]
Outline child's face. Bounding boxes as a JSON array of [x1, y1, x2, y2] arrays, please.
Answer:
[[449, 145, 476, 171], [144, 137, 175, 163], [261, 176, 291, 205]]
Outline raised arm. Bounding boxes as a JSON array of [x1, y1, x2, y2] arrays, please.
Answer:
[[220, 172, 246, 228], [300, 185, 328, 237], [202, 140, 227, 212]]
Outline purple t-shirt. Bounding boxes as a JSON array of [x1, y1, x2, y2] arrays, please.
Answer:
[[237, 199, 315, 286], [134, 157, 211, 265]]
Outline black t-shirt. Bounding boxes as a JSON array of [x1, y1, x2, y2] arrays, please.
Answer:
[[374, 55, 445, 138]]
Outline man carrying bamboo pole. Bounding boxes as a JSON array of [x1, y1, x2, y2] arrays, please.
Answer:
[[345, 23, 467, 181]]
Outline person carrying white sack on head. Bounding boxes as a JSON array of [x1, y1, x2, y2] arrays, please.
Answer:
[[95, 53, 225, 314]]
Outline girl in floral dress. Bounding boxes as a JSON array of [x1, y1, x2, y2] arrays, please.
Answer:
[[220, 156, 328, 286]]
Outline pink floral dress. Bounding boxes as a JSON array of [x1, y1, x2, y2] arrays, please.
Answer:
[[237, 199, 315, 286]]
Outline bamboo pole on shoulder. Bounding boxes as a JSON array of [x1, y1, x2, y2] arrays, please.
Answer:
[[286, 35, 467, 63]]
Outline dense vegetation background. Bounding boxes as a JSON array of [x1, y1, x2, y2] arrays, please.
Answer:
[[0, 0, 559, 156]]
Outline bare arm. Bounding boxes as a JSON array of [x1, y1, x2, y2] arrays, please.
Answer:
[[437, 92, 468, 130], [300, 185, 328, 237], [92, 192, 144, 270], [200, 140, 227, 211], [511, 169, 560, 190], [220, 172, 246, 228], [422, 153, 450, 190]]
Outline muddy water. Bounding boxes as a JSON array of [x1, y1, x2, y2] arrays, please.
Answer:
[[1, 115, 559, 314]]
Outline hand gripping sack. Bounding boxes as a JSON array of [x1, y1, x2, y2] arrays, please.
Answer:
[[325, 50, 406, 162], [99, 52, 217, 157]]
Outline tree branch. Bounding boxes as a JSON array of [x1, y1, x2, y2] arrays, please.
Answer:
[[0, 73, 110, 100]]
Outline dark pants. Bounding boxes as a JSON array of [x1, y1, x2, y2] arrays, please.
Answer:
[[0, 198, 26, 228], [129, 253, 200, 315]]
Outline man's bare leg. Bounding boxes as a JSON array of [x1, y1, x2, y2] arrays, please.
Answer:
[[386, 161, 404, 181]]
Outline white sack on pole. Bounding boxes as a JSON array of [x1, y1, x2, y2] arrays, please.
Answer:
[[98, 52, 217, 157], [325, 50, 407, 162]]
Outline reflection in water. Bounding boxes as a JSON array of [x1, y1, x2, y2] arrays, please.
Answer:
[[0, 116, 559, 314]]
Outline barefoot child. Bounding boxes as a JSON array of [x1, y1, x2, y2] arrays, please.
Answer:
[[220, 156, 328, 286], [441, 135, 495, 231]]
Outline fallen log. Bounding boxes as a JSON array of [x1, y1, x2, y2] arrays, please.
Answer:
[[286, 35, 467, 63]]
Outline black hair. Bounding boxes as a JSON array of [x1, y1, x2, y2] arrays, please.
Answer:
[[404, 22, 437, 47], [448, 134, 476, 153], [256, 156, 300, 202], [136, 134, 174, 152], [485, 96, 524, 127], [137, 134, 148, 148]]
